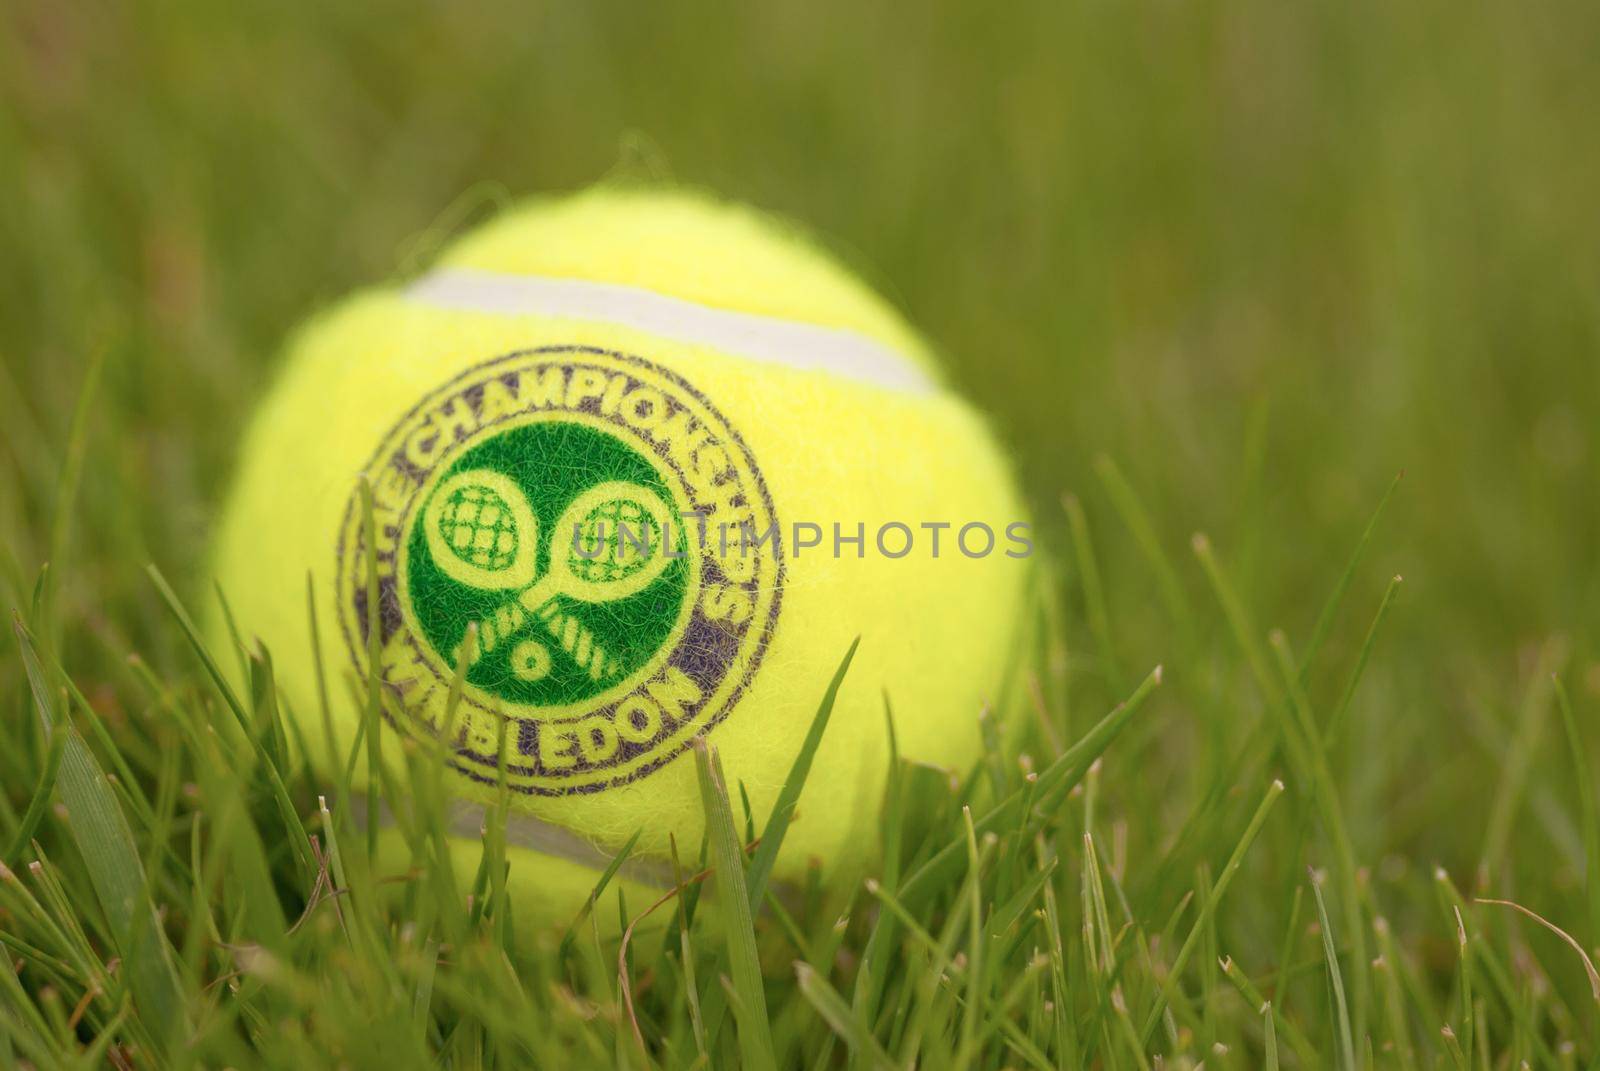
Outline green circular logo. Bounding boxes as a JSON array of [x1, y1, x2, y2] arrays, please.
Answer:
[[406, 418, 693, 709], [336, 347, 783, 795]]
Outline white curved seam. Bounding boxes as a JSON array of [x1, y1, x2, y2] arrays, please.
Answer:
[[404, 268, 935, 395]]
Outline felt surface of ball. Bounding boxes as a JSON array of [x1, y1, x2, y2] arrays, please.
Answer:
[[210, 187, 1034, 924]]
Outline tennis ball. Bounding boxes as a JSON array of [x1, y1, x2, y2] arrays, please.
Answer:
[[210, 187, 1034, 925]]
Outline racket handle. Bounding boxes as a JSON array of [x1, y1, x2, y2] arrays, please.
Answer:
[[473, 577, 556, 657], [472, 596, 617, 682], [532, 598, 616, 681], [473, 598, 531, 658]]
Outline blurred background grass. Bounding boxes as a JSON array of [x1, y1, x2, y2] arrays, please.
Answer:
[[2, 0, 1597, 1002]]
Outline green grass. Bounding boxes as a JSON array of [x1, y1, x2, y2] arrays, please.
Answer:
[[2, 0, 1599, 1066]]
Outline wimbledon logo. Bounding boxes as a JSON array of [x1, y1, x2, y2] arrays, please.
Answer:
[[335, 346, 783, 795]]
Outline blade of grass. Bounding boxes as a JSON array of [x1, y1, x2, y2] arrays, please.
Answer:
[[1554, 676, 1600, 948], [1475, 898, 1600, 1004], [958, 806, 985, 1065], [849, 694, 905, 1043], [559, 829, 643, 962], [1323, 575, 1403, 750], [1218, 957, 1318, 1067], [747, 638, 858, 907], [1434, 871, 1563, 1068], [1039, 850, 1079, 1067], [1455, 905, 1474, 1070], [40, 345, 105, 651], [358, 476, 386, 866], [12, 615, 187, 1052], [694, 738, 777, 1071], [697, 640, 859, 1058], [146, 565, 315, 882], [1063, 492, 1123, 693], [1478, 638, 1565, 889], [1370, 918, 1421, 1071], [795, 962, 895, 1071], [900, 665, 1162, 908], [1298, 471, 1402, 683], [1309, 867, 1356, 1071], [1139, 779, 1283, 1044], [1091, 454, 1191, 630], [2, 723, 66, 867], [1268, 629, 1370, 1038], [1263, 1000, 1280, 1071]]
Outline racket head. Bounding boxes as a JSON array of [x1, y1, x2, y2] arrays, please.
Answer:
[[422, 468, 540, 590], [550, 480, 680, 603]]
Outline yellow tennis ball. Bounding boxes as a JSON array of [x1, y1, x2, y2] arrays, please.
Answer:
[[210, 187, 1034, 924]]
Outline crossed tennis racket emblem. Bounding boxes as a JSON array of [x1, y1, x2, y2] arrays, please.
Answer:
[[423, 469, 679, 681]]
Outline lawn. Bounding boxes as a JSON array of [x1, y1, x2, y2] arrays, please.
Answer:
[[2, 1, 1598, 1067]]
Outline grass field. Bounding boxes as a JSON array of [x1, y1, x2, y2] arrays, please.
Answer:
[[2, 1, 1599, 1067]]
